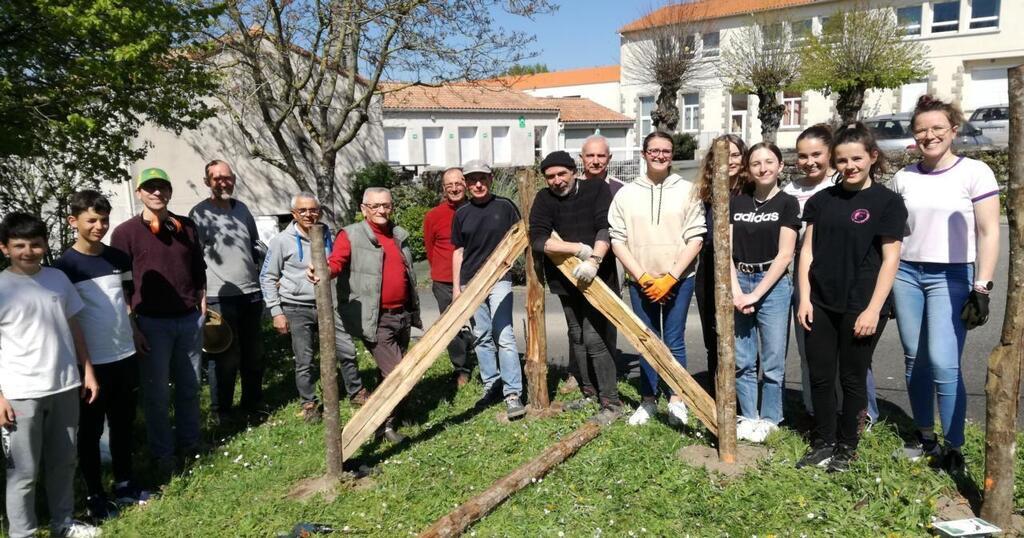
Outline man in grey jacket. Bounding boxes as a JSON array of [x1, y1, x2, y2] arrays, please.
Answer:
[[259, 192, 368, 423]]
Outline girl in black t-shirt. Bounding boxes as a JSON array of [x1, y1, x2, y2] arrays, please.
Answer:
[[795, 123, 907, 472], [729, 142, 800, 443]]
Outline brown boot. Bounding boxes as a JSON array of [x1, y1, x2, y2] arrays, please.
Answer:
[[350, 388, 370, 407], [301, 402, 322, 424], [455, 372, 471, 388]]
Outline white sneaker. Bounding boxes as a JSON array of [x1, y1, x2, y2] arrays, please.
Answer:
[[736, 416, 758, 441], [747, 420, 778, 443], [56, 520, 102, 538], [667, 401, 689, 426], [628, 401, 657, 426]]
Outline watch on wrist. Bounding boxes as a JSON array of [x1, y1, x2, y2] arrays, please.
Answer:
[[974, 280, 993, 294], [589, 255, 603, 264]]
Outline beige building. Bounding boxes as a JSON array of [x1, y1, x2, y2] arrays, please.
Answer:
[[501, 65, 624, 113], [618, 0, 1022, 150]]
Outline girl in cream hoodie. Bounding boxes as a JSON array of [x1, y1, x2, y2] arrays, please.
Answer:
[[609, 131, 706, 427]]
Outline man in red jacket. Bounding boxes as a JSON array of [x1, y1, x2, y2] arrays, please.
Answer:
[[423, 167, 475, 388]]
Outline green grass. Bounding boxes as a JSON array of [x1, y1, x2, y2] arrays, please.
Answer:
[[98, 327, 1024, 537]]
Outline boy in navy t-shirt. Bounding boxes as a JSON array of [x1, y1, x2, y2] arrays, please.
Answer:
[[54, 190, 151, 520]]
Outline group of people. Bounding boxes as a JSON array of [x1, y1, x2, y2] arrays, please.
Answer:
[[0, 93, 999, 536]]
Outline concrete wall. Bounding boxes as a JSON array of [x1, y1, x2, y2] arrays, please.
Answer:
[[620, 0, 1024, 151]]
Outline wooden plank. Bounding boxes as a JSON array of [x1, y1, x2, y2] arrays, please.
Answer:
[[419, 421, 603, 538], [711, 139, 738, 462], [547, 251, 719, 436], [311, 224, 343, 476], [340, 222, 528, 461], [517, 170, 550, 409]]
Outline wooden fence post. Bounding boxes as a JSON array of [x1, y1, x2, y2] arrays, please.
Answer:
[[980, 63, 1024, 530], [310, 224, 343, 477], [711, 139, 738, 463], [518, 170, 550, 409]]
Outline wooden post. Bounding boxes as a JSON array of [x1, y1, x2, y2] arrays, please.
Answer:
[[980, 64, 1024, 529], [518, 170, 550, 409], [310, 224, 343, 477], [419, 421, 602, 538], [711, 138, 738, 463], [340, 223, 529, 461], [548, 250, 718, 436]]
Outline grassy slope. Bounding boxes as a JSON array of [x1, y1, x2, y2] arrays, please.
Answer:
[[102, 329, 1024, 537]]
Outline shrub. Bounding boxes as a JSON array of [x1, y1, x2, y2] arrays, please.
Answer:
[[671, 133, 698, 161], [347, 163, 438, 262]]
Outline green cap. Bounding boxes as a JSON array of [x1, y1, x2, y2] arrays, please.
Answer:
[[138, 167, 171, 188]]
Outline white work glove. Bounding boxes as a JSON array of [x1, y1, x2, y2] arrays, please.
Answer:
[[574, 242, 594, 261], [571, 259, 599, 283]]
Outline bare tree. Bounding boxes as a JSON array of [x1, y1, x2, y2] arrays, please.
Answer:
[[206, 0, 554, 224], [800, 3, 930, 123], [622, 2, 712, 133], [719, 17, 803, 144]]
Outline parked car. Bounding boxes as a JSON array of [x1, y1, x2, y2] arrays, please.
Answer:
[[863, 113, 992, 152], [969, 104, 1009, 146]]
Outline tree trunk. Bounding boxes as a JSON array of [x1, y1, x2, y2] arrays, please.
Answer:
[[836, 88, 866, 124], [652, 85, 681, 133], [979, 64, 1024, 531], [757, 90, 785, 144], [419, 421, 603, 538], [711, 138, 738, 463], [310, 224, 343, 477], [517, 170, 549, 409]]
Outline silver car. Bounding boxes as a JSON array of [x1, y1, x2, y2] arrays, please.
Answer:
[[863, 113, 992, 152], [969, 105, 1009, 146]]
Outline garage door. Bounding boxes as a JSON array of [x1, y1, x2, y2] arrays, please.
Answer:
[[966, 68, 1008, 112]]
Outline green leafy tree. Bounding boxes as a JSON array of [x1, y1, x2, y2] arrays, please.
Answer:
[[504, 63, 550, 76], [720, 18, 803, 143], [799, 4, 930, 123]]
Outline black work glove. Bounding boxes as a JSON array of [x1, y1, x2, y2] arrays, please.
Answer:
[[960, 290, 990, 330]]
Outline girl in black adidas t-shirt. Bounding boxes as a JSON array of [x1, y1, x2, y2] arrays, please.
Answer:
[[795, 123, 907, 472]]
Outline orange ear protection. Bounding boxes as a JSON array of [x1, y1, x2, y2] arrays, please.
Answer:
[[145, 215, 183, 235]]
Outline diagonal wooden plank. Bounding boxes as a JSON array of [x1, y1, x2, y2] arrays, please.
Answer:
[[547, 250, 719, 436], [340, 222, 529, 461]]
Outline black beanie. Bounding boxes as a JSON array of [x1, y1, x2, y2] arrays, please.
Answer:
[[540, 150, 576, 173]]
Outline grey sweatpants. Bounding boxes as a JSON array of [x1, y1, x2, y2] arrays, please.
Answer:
[[282, 303, 364, 403], [2, 388, 79, 538]]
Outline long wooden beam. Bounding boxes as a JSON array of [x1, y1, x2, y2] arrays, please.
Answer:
[[548, 252, 719, 436], [340, 222, 528, 461]]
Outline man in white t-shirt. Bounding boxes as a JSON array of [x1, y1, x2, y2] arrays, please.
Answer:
[[0, 212, 100, 538]]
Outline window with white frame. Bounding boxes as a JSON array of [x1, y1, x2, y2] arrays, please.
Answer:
[[639, 96, 654, 136], [897, 5, 922, 36], [458, 126, 478, 163], [970, 0, 1000, 29], [782, 93, 802, 128], [791, 19, 813, 42], [701, 31, 719, 57], [681, 93, 699, 132], [384, 127, 407, 164], [422, 127, 444, 166], [729, 94, 748, 135], [491, 126, 511, 164], [931, 1, 960, 33]]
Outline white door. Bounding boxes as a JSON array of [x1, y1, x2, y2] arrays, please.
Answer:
[[458, 127, 478, 164], [422, 127, 444, 166], [384, 127, 407, 164], [534, 125, 548, 160], [899, 81, 928, 112], [967, 68, 1009, 112], [491, 126, 511, 164]]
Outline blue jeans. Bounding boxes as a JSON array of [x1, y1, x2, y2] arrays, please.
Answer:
[[629, 276, 694, 398], [735, 272, 791, 424], [893, 261, 973, 448], [136, 310, 203, 459], [468, 280, 522, 397]]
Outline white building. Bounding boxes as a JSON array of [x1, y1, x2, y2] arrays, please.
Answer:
[[501, 65, 624, 113], [618, 0, 1022, 150]]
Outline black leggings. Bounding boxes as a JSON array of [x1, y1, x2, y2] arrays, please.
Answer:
[[804, 305, 886, 448], [694, 246, 718, 395], [78, 356, 139, 495]]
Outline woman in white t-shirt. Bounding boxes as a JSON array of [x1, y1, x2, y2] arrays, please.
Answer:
[[891, 94, 1001, 473], [785, 125, 880, 424]]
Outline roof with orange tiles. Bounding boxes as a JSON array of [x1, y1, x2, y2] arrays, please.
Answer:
[[534, 97, 633, 124], [619, 0, 827, 33], [381, 82, 560, 112], [497, 65, 620, 90]]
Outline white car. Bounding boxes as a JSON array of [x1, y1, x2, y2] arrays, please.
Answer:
[[969, 105, 1009, 146], [863, 113, 993, 152]]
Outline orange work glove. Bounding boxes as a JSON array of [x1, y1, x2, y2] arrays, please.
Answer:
[[644, 274, 678, 303], [637, 273, 656, 289]]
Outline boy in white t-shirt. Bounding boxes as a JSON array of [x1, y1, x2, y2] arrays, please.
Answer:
[[0, 212, 101, 538]]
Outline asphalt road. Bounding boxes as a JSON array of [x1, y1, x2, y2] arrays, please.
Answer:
[[417, 224, 1020, 427]]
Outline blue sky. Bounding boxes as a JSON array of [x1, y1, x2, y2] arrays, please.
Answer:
[[490, 0, 649, 70]]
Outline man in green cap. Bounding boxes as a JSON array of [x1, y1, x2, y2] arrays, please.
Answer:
[[111, 167, 207, 479]]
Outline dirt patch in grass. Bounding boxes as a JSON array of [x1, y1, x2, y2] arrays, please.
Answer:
[[286, 473, 375, 502], [933, 494, 976, 521], [676, 444, 770, 477]]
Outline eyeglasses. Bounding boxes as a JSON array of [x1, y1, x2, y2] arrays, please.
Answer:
[[912, 126, 951, 139], [645, 149, 673, 157], [362, 203, 393, 211], [293, 208, 320, 215]]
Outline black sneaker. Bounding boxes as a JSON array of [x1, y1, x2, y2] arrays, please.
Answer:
[[796, 439, 836, 469], [565, 395, 596, 410], [895, 431, 942, 465], [827, 444, 856, 473], [112, 482, 154, 507], [590, 405, 623, 426], [505, 394, 526, 420], [85, 494, 119, 522], [941, 446, 966, 475], [474, 383, 504, 409]]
